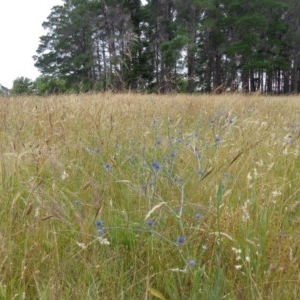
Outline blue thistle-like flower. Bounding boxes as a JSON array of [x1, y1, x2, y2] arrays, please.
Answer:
[[177, 236, 185, 244], [188, 259, 196, 267], [170, 150, 176, 158], [95, 220, 103, 229], [151, 161, 161, 171], [146, 219, 155, 228], [215, 135, 221, 144], [195, 213, 202, 220], [103, 163, 111, 171], [95, 220, 104, 237]]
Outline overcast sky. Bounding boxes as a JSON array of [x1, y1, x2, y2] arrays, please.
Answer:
[[0, 0, 63, 88]]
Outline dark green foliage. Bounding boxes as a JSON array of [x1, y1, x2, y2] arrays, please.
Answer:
[[33, 0, 300, 94], [12, 77, 34, 95], [34, 76, 68, 95]]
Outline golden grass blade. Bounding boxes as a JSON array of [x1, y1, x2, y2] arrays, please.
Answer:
[[148, 287, 167, 300], [145, 202, 166, 220]]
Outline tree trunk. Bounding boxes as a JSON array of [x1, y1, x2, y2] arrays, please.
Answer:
[[291, 56, 299, 93]]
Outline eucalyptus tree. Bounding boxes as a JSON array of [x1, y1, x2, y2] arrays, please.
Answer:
[[224, 0, 289, 93], [173, 0, 205, 93], [34, 0, 138, 92], [284, 0, 300, 93], [33, 0, 298, 94], [34, 1, 96, 92]]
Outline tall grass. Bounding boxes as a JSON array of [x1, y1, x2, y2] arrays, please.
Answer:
[[1, 93, 300, 299]]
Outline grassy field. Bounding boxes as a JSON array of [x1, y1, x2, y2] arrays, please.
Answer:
[[1, 93, 300, 299]]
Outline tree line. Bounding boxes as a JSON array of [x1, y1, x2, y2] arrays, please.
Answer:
[[13, 0, 300, 95]]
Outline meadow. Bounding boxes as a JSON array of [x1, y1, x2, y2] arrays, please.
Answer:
[[0, 93, 300, 299]]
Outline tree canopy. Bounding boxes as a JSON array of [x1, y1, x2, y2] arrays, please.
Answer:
[[11, 77, 34, 95], [33, 0, 300, 94]]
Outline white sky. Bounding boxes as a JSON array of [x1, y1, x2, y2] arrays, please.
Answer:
[[0, 0, 63, 89]]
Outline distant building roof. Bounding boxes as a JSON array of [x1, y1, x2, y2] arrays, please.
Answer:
[[0, 84, 10, 96]]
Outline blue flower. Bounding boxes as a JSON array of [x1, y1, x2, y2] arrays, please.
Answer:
[[103, 163, 111, 171], [215, 135, 221, 144], [95, 220, 104, 237], [188, 259, 196, 267], [177, 236, 185, 244], [170, 150, 176, 158], [151, 161, 161, 171], [95, 220, 103, 229], [195, 213, 202, 220], [146, 219, 155, 228]]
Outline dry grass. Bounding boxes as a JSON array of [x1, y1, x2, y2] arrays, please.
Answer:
[[1, 93, 300, 299]]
